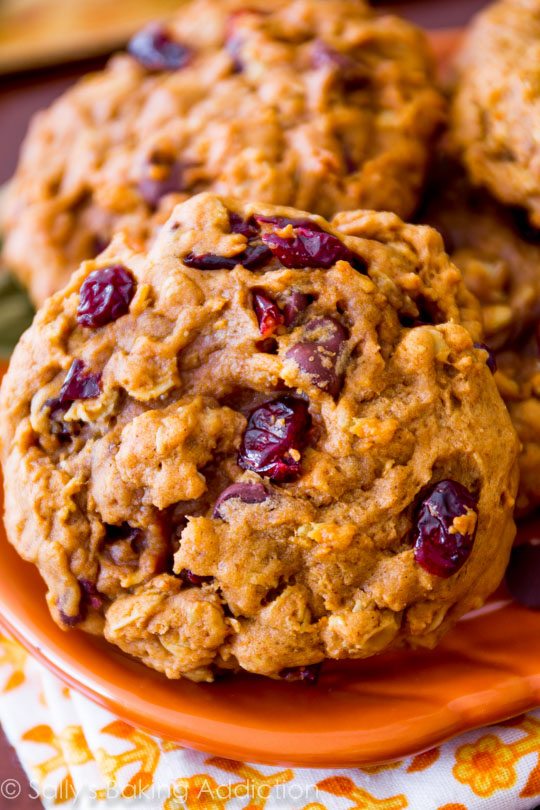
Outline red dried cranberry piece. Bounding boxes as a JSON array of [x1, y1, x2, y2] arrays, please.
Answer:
[[262, 225, 366, 272], [183, 243, 272, 271], [414, 480, 478, 578], [183, 252, 237, 271], [58, 359, 102, 403], [58, 578, 104, 626], [59, 608, 84, 627], [213, 482, 268, 519], [128, 24, 192, 71], [77, 265, 136, 328], [229, 211, 260, 239], [286, 317, 349, 397], [78, 579, 105, 612], [242, 244, 273, 270], [178, 569, 213, 586], [139, 156, 185, 209], [252, 290, 284, 337], [473, 342, 497, 374], [238, 395, 311, 483], [280, 663, 321, 684], [311, 41, 368, 91], [282, 291, 314, 326], [44, 360, 101, 435], [506, 542, 540, 609]]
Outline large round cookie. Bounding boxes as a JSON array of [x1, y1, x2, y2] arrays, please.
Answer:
[[2, 0, 445, 305], [0, 193, 518, 681], [420, 157, 540, 514], [452, 0, 540, 226]]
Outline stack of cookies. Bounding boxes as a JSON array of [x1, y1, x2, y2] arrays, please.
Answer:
[[0, 0, 534, 683]]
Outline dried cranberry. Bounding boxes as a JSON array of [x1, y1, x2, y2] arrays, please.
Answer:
[[282, 291, 314, 326], [183, 252, 236, 271], [77, 265, 136, 328], [44, 360, 101, 435], [286, 317, 349, 397], [229, 211, 260, 239], [262, 224, 366, 271], [242, 244, 273, 270], [506, 543, 540, 609], [183, 243, 272, 271], [58, 578, 104, 626], [59, 608, 84, 627], [473, 342, 497, 374], [213, 482, 269, 519], [79, 578, 105, 612], [238, 395, 311, 483], [128, 23, 192, 71], [280, 663, 321, 685], [252, 290, 284, 337], [56, 359, 102, 403], [178, 569, 213, 586], [414, 480, 478, 578], [139, 155, 184, 209], [311, 41, 368, 91]]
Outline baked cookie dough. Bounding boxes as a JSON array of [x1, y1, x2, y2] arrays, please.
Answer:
[[452, 0, 540, 226], [2, 0, 445, 305], [420, 157, 540, 514], [0, 193, 518, 681]]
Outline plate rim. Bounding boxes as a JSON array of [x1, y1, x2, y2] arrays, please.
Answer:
[[2, 574, 540, 767]]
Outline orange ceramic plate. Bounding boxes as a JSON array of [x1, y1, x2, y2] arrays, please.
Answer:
[[3, 30, 540, 767]]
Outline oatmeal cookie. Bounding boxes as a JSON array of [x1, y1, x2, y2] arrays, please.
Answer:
[[2, 0, 444, 305], [420, 157, 540, 514], [0, 193, 518, 681], [452, 0, 540, 226]]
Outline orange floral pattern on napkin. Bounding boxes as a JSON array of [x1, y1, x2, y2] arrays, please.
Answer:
[[1, 634, 540, 810]]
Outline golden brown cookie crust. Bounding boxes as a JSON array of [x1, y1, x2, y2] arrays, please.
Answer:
[[0, 194, 518, 680], [452, 0, 540, 225], [2, 0, 444, 305]]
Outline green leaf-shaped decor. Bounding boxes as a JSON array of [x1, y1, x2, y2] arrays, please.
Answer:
[[0, 271, 35, 357]]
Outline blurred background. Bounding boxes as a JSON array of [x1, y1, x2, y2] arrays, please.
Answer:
[[0, 0, 490, 185]]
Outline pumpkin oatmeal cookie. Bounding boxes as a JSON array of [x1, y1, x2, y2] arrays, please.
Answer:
[[452, 0, 540, 226], [420, 157, 540, 514], [2, 0, 444, 305], [0, 193, 518, 681]]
